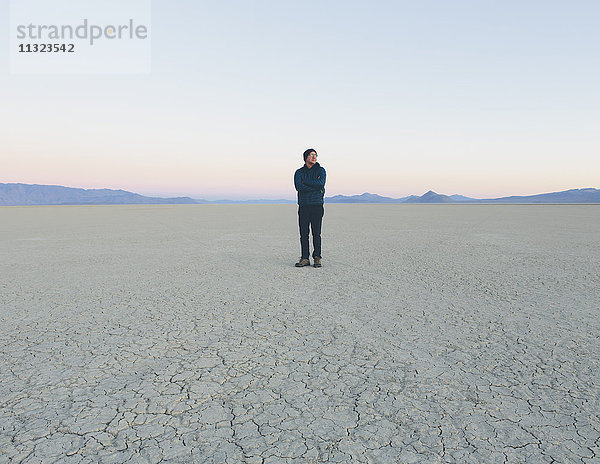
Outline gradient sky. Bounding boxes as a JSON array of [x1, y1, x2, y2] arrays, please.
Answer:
[[2, 0, 599, 200]]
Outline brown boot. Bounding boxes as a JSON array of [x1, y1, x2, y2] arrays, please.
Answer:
[[295, 258, 310, 267], [313, 257, 322, 268]]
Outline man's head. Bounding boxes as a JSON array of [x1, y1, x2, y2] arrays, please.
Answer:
[[303, 148, 317, 168]]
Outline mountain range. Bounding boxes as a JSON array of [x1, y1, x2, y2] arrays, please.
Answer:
[[326, 189, 600, 204], [1, 183, 599, 205]]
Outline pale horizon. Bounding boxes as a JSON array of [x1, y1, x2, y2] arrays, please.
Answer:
[[1, 178, 597, 202], [2, 1, 599, 198]]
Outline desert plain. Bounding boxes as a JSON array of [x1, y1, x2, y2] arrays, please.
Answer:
[[0, 204, 599, 463]]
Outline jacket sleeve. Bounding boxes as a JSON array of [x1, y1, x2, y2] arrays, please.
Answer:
[[302, 167, 326, 189], [294, 169, 313, 192]]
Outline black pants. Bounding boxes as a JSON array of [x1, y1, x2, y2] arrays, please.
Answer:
[[298, 204, 324, 259]]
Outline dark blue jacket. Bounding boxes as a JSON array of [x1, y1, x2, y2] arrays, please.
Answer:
[[294, 162, 326, 206]]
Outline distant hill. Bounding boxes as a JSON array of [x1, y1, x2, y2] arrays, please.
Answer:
[[0, 183, 294, 206], [325, 192, 412, 203], [0, 183, 198, 206], [404, 190, 455, 203], [1, 183, 598, 205], [324, 188, 600, 204], [481, 188, 600, 204]]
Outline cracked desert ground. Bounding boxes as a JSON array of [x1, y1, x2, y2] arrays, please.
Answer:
[[1, 204, 599, 464]]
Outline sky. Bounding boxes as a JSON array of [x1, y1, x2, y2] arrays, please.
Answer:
[[1, 0, 599, 200]]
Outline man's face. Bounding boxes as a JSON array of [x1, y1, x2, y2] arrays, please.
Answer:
[[305, 152, 317, 167]]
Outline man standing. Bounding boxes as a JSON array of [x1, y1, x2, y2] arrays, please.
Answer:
[[294, 148, 326, 268]]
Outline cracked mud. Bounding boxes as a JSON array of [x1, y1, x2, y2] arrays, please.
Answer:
[[1, 205, 599, 463]]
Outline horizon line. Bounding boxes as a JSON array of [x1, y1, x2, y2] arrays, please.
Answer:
[[2, 181, 599, 202]]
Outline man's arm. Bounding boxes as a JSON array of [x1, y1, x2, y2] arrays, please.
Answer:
[[294, 170, 314, 192], [301, 167, 326, 189]]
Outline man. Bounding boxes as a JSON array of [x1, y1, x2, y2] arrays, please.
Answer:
[[294, 148, 326, 268]]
